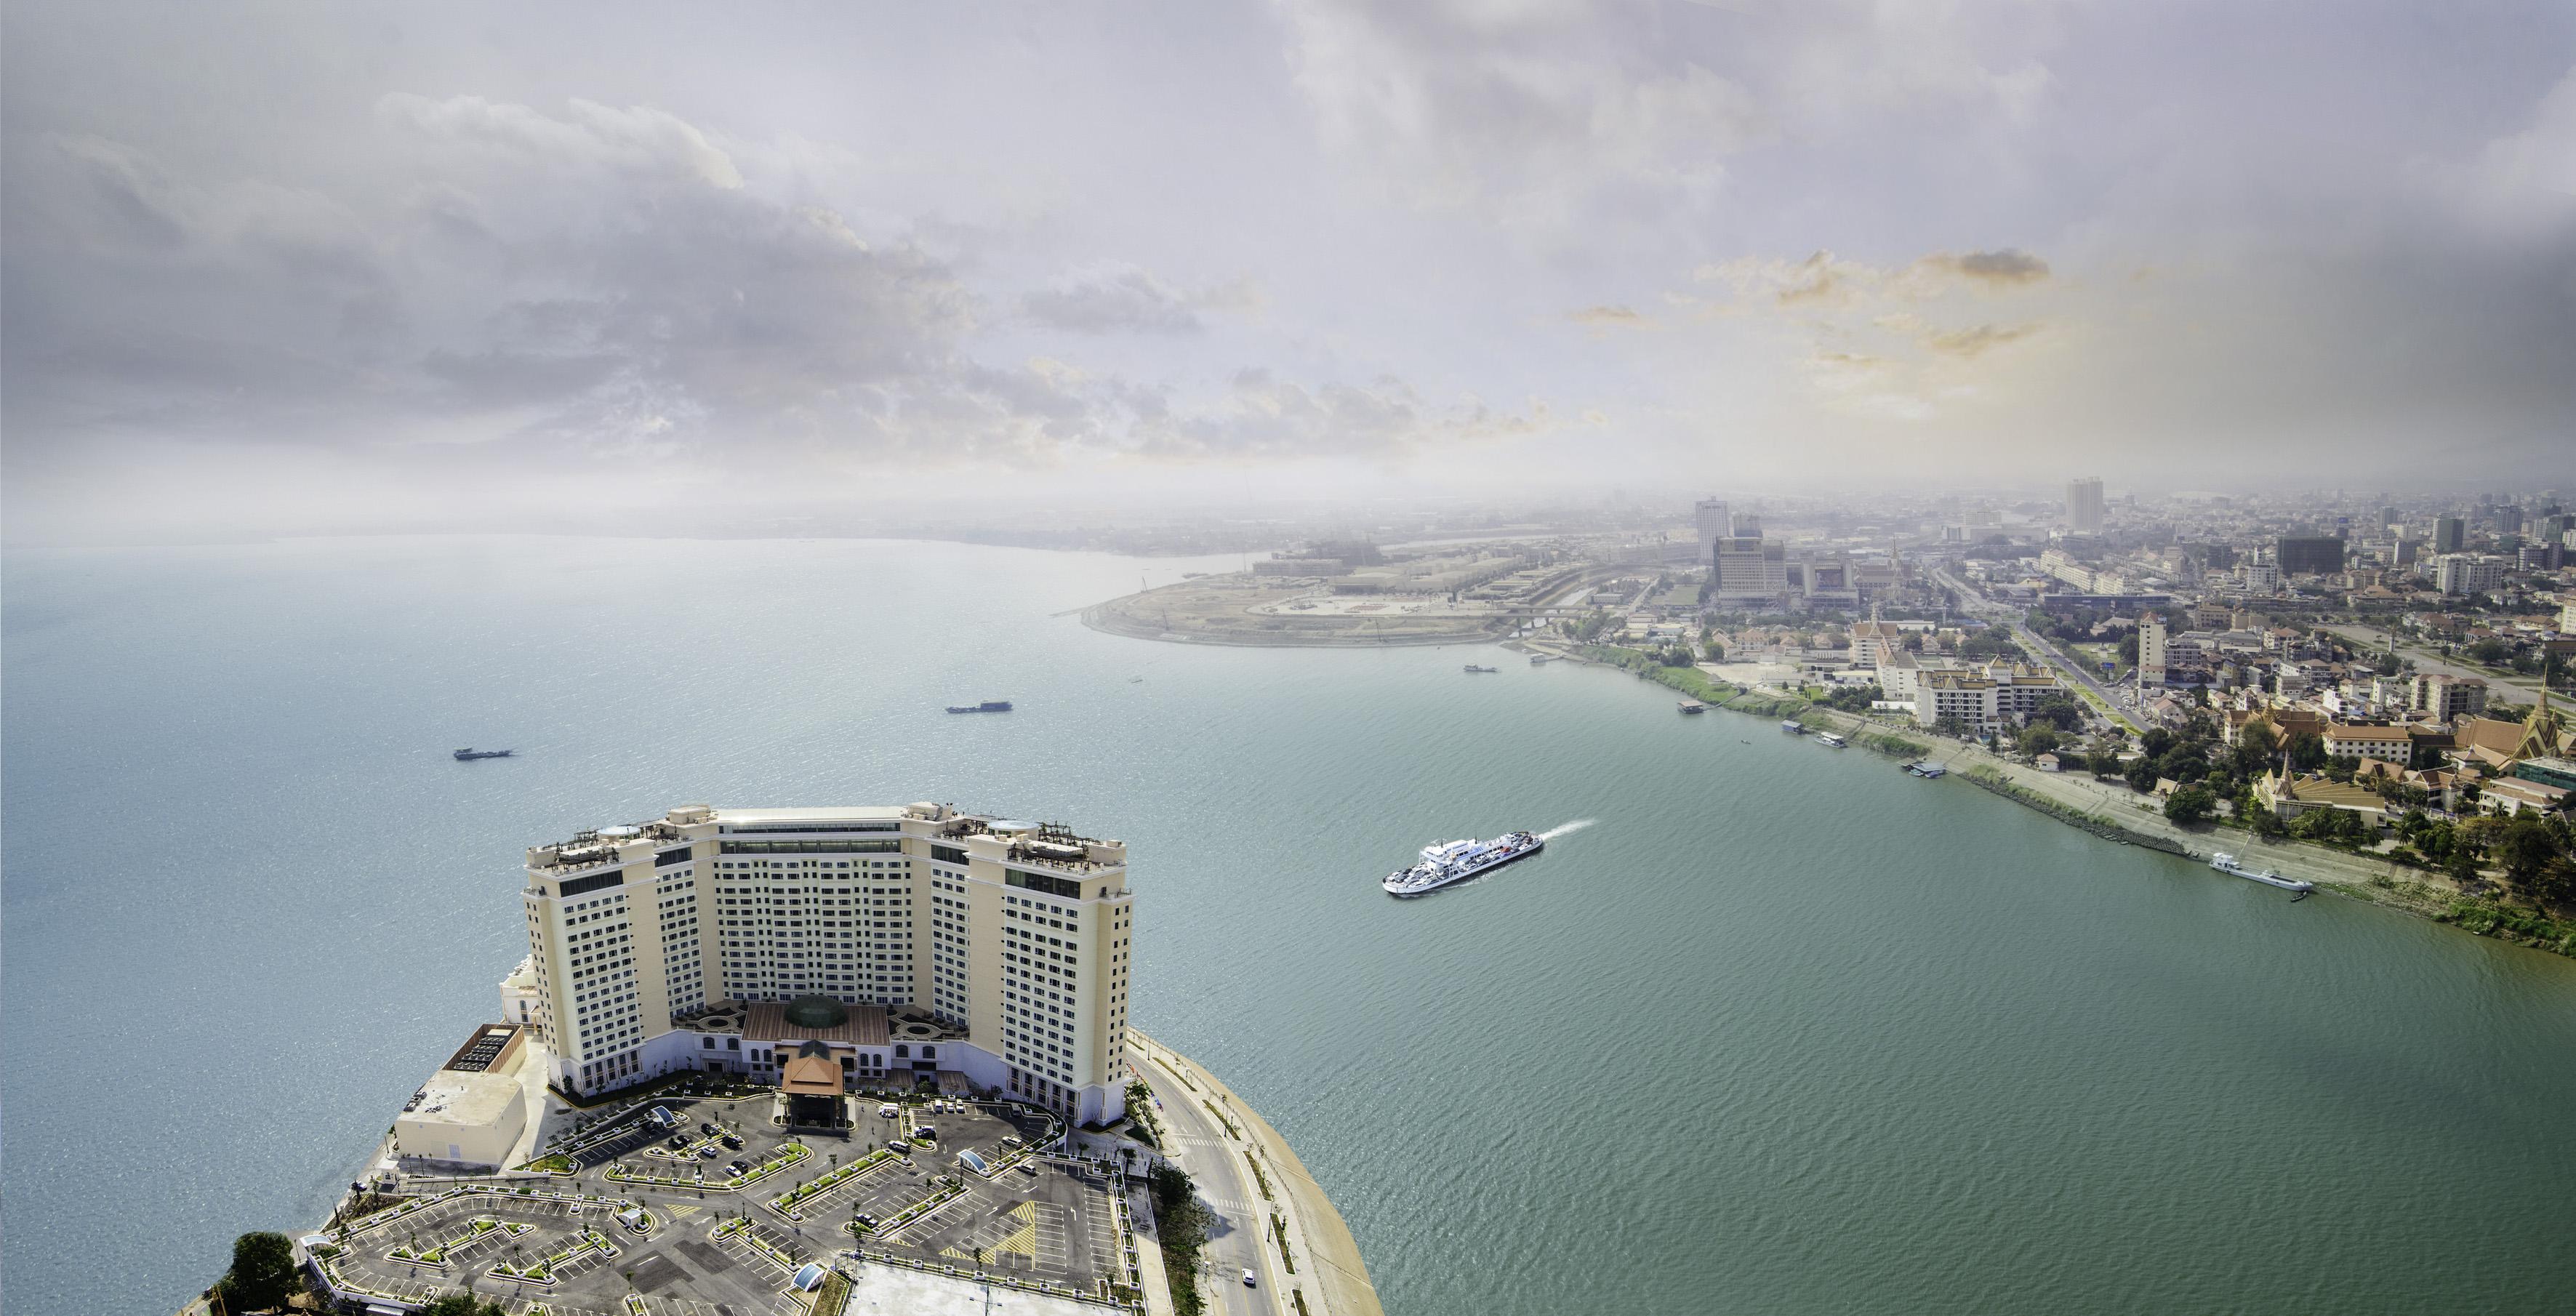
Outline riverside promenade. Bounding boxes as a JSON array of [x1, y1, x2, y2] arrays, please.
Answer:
[[1128, 1032, 1384, 1316]]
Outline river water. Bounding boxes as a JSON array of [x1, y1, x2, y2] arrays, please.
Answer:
[[4, 536, 2571, 1315]]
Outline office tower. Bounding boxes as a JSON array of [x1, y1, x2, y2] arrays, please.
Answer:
[[2275, 535, 2346, 577], [1693, 498, 1733, 566], [2065, 477, 2106, 535]]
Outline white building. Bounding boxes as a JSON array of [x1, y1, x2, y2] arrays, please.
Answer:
[[515, 803, 1136, 1124], [1693, 498, 1733, 566], [1913, 662, 2066, 734], [2066, 477, 2106, 535], [2137, 612, 2168, 688], [2434, 553, 2506, 595]]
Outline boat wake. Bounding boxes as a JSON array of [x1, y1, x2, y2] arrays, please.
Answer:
[[1538, 818, 1596, 841]]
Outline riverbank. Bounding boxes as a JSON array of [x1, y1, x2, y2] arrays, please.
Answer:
[[1083, 577, 1504, 648], [1546, 638, 2575, 960], [1128, 1032, 1384, 1316]]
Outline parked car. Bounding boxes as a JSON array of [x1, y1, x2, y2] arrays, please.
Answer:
[[728, 1160, 750, 1174], [666, 1135, 688, 1150], [721, 1134, 743, 1150], [700, 1121, 719, 1136], [698, 1145, 719, 1159], [878, 1103, 899, 1118]]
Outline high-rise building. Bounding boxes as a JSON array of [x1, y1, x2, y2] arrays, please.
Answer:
[[2065, 477, 2106, 535], [2276, 535, 2346, 577], [2137, 613, 2168, 688], [1693, 498, 1733, 565], [2434, 553, 2506, 596], [512, 803, 1136, 1121], [2433, 515, 2466, 554], [1711, 535, 1787, 602], [2379, 506, 2402, 529]]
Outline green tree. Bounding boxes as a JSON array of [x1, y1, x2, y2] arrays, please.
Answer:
[[2287, 732, 2327, 771], [1147, 1163, 1195, 1215], [422, 1294, 508, 1316], [2124, 759, 2161, 793], [2164, 785, 2218, 826], [2494, 815, 2564, 897], [2018, 725, 2061, 757], [218, 1232, 301, 1313], [2233, 722, 2279, 777], [2116, 633, 2140, 665]]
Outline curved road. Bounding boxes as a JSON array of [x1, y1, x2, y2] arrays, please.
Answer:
[[1133, 1057, 1280, 1316]]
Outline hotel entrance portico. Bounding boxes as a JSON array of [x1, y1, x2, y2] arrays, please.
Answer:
[[780, 1039, 849, 1129]]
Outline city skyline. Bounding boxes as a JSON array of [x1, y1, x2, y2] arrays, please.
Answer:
[[5, 1, 2574, 545]]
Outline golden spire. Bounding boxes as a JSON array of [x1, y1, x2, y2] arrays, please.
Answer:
[[2511, 657, 2561, 763]]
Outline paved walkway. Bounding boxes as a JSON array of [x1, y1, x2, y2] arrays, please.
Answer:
[[1128, 1034, 1384, 1316]]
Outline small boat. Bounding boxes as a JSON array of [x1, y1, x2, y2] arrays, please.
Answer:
[[1677, 701, 1706, 714], [1463, 665, 1499, 674], [2209, 852, 2315, 892], [1528, 655, 1551, 666], [1128, 676, 1144, 683], [1906, 761, 1947, 778], [946, 700, 1014, 714], [1781, 721, 1808, 734], [1815, 732, 1847, 748], [453, 748, 515, 761]]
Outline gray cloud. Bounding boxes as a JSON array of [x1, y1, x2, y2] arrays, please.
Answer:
[[1020, 263, 1247, 335], [1943, 249, 2051, 286], [4, 1, 2573, 542]]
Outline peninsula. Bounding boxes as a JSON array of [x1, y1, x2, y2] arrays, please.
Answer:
[[190, 803, 1375, 1316]]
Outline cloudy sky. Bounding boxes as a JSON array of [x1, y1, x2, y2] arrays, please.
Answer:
[[4, 1, 2572, 542]]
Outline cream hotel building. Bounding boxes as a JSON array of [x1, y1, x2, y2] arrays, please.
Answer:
[[502, 803, 1137, 1124]]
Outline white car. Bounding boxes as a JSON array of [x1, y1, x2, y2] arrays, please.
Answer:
[[1243, 1269, 1256, 1288]]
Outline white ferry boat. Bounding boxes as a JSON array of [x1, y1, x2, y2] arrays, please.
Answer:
[[2208, 852, 2315, 892], [1383, 832, 1544, 897], [1815, 731, 1848, 748]]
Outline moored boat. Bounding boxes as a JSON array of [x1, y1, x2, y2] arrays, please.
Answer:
[[2209, 851, 2314, 892]]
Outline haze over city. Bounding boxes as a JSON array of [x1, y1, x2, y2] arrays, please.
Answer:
[[5, 0, 2573, 544]]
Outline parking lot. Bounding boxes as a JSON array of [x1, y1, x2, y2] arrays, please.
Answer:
[[327, 1093, 1117, 1313]]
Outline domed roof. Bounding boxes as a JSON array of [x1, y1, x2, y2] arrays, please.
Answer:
[[782, 995, 848, 1030]]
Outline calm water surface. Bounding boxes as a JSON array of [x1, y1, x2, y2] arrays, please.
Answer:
[[4, 537, 2572, 1315]]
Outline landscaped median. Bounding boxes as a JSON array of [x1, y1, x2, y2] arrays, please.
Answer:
[[769, 1147, 896, 1219], [607, 1139, 806, 1192]]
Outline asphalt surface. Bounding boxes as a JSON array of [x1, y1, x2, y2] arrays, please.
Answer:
[[1132, 1062, 1279, 1316], [1933, 566, 2140, 734]]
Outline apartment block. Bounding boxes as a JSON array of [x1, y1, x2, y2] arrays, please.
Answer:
[[513, 803, 1136, 1123], [1912, 662, 2063, 734], [2433, 553, 2506, 595]]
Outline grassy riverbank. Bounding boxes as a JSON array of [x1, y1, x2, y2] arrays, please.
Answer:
[[2327, 874, 2576, 957], [1574, 644, 1929, 758], [1569, 640, 2574, 960]]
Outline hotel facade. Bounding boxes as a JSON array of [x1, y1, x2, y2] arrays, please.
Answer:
[[504, 803, 1136, 1124]]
